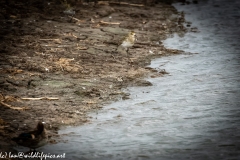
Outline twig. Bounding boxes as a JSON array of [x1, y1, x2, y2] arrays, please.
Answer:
[[100, 21, 120, 25], [39, 39, 60, 41], [76, 46, 88, 50], [119, 2, 144, 7], [68, 16, 85, 22], [98, 1, 144, 7], [60, 64, 64, 71], [82, 100, 97, 104], [0, 101, 29, 110], [21, 97, 59, 100]]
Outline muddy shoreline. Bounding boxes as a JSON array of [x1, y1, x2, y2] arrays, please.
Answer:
[[0, 0, 188, 153]]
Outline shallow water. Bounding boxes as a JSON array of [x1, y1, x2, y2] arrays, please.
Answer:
[[39, 0, 240, 159]]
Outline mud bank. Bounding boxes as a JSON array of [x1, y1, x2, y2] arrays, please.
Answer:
[[0, 0, 189, 153]]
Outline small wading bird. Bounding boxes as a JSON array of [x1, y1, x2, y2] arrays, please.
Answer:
[[116, 31, 136, 56], [12, 122, 48, 151]]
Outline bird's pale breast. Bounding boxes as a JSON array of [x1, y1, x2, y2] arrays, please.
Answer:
[[121, 41, 133, 48]]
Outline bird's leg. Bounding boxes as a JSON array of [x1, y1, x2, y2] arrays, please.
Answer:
[[126, 48, 129, 55], [126, 48, 131, 67], [126, 48, 130, 59]]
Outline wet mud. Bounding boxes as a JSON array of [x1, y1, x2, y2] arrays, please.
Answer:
[[0, 0, 187, 153]]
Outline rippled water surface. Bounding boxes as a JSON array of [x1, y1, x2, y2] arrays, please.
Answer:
[[40, 0, 240, 159]]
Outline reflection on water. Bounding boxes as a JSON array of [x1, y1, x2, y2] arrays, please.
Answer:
[[39, 0, 240, 159]]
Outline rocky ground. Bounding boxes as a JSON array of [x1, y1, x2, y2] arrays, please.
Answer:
[[0, 0, 191, 155]]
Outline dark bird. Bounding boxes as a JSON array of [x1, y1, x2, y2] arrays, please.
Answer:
[[12, 122, 48, 151]]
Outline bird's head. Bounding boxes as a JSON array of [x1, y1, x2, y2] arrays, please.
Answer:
[[129, 31, 136, 37], [36, 122, 45, 133]]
